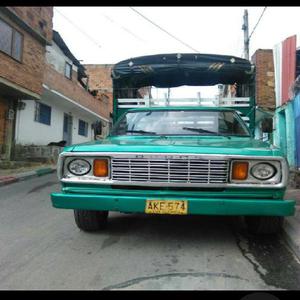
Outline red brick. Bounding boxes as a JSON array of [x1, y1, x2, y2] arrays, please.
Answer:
[[44, 64, 108, 119], [0, 7, 53, 96], [251, 49, 276, 109], [8, 7, 53, 42], [84, 64, 114, 119]]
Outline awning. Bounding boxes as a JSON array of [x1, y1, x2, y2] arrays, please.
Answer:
[[112, 53, 255, 89]]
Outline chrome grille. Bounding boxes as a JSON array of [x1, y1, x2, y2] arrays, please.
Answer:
[[111, 157, 229, 184]]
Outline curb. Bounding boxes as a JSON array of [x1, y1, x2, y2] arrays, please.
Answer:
[[0, 167, 56, 187]]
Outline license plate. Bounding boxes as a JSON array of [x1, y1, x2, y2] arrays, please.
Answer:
[[145, 200, 188, 215]]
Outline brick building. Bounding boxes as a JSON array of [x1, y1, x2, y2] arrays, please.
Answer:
[[0, 6, 53, 160], [84, 64, 114, 121], [15, 30, 110, 150], [84, 64, 152, 123], [251, 49, 276, 110]]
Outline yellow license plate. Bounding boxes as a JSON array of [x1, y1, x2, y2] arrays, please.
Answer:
[[145, 200, 188, 215]]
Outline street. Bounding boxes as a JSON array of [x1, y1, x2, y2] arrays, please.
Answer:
[[0, 174, 300, 290]]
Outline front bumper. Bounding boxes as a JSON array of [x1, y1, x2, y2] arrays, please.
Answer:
[[51, 188, 295, 216]]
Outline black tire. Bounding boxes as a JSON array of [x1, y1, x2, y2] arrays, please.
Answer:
[[245, 216, 284, 235], [74, 210, 108, 232]]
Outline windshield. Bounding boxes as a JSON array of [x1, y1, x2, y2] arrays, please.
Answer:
[[111, 110, 251, 137]]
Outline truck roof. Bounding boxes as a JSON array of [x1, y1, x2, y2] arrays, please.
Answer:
[[112, 53, 255, 89]]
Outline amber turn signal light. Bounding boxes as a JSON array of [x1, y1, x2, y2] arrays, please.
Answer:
[[93, 159, 109, 177], [232, 161, 249, 180]]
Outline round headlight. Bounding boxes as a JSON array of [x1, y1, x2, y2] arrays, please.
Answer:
[[68, 159, 91, 176], [250, 163, 276, 180]]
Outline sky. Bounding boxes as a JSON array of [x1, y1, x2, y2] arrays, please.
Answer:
[[53, 6, 300, 98]]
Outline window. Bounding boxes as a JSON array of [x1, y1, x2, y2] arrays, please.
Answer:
[[111, 110, 250, 137], [34, 102, 51, 125], [65, 62, 72, 79], [0, 18, 23, 61], [78, 119, 88, 136]]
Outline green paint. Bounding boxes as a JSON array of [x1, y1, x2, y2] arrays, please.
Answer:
[[51, 104, 295, 217], [51, 192, 295, 216], [69, 135, 282, 157], [274, 103, 296, 168], [285, 103, 296, 167], [60, 185, 286, 200]]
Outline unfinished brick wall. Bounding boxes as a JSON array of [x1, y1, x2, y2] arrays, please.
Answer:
[[84, 64, 113, 119], [44, 64, 108, 118], [8, 7, 53, 42], [251, 49, 276, 110]]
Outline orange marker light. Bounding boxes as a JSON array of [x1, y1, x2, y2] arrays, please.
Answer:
[[232, 161, 249, 180], [93, 159, 109, 177]]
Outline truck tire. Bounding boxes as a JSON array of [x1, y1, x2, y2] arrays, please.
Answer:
[[74, 210, 108, 232], [245, 216, 284, 235]]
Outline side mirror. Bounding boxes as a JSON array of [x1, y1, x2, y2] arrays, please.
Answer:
[[92, 121, 102, 139], [261, 117, 273, 133]]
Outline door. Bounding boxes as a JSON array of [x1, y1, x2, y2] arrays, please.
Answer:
[[0, 99, 7, 158], [63, 113, 73, 146]]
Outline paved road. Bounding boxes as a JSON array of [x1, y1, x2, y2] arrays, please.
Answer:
[[0, 174, 300, 290]]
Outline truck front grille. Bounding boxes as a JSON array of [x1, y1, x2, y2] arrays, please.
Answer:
[[111, 157, 229, 184]]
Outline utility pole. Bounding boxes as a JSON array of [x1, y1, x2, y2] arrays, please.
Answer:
[[242, 9, 249, 60]]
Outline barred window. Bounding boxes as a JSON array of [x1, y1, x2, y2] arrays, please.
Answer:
[[0, 18, 23, 61], [34, 102, 51, 125], [78, 119, 88, 136]]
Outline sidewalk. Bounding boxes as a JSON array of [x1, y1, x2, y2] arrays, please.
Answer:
[[0, 163, 57, 187], [283, 188, 300, 259]]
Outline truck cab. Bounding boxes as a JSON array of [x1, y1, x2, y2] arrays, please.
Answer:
[[51, 53, 295, 234]]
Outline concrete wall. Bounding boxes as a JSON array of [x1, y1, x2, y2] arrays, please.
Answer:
[[15, 98, 94, 146]]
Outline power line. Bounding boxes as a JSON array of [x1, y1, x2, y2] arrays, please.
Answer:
[[102, 13, 146, 43], [248, 7, 267, 41], [54, 8, 102, 49], [129, 7, 200, 53]]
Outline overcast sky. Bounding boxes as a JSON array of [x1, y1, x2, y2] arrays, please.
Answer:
[[53, 6, 300, 98]]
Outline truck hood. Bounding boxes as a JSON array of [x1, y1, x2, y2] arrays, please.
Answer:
[[68, 136, 282, 157]]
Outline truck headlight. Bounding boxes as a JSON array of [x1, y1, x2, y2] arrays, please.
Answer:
[[250, 163, 276, 180], [68, 159, 91, 176]]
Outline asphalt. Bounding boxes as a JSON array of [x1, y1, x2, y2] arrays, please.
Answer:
[[283, 189, 300, 260], [0, 173, 300, 290], [1, 167, 299, 261]]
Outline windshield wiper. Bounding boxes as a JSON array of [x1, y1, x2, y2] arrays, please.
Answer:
[[126, 130, 157, 135], [182, 127, 231, 138]]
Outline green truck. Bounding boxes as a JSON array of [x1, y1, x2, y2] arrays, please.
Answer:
[[51, 53, 295, 234]]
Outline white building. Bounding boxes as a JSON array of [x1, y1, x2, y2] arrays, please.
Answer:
[[15, 30, 110, 148]]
